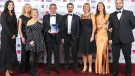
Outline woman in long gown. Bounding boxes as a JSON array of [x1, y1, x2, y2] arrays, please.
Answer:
[[25, 8, 44, 76], [0, 1, 18, 76], [95, 2, 110, 74], [78, 3, 96, 73], [18, 3, 32, 74]]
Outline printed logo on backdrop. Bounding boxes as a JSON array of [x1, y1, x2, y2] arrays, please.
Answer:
[[86, 0, 90, 2], [69, 0, 76, 2], [107, 0, 111, 3], [77, 5, 82, 8], [131, 0, 135, 2], [91, 0, 97, 3], [24, 0, 30, 2], [41, 0, 44, 2], [99, 0, 105, 2], [0, 0, 8, 2], [63, 0, 67, 2], [46, 0, 52, 2], [133, 50, 135, 54], [16, 0, 21, 2], [0, 5, 4, 8]]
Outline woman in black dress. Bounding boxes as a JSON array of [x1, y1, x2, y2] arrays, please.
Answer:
[[0, 1, 18, 76], [18, 3, 32, 74], [25, 9, 44, 76], [78, 3, 96, 73]]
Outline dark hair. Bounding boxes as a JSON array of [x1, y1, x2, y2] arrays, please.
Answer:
[[67, 3, 74, 7], [95, 2, 106, 18], [116, 0, 124, 3], [3, 0, 15, 16], [49, 3, 57, 8]]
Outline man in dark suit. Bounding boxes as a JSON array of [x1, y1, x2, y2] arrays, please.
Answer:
[[61, 3, 80, 74], [43, 3, 63, 74], [108, 0, 135, 76]]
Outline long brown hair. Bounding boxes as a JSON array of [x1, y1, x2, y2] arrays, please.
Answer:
[[95, 2, 106, 18]]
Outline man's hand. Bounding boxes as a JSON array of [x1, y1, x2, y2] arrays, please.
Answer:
[[109, 40, 112, 44]]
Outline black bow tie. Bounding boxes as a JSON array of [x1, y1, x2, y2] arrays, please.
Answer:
[[50, 15, 56, 17], [116, 11, 121, 14], [67, 14, 72, 16]]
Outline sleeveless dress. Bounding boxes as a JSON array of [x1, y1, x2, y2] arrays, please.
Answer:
[[19, 15, 31, 73], [25, 21, 44, 53], [95, 16, 109, 74], [78, 14, 96, 55]]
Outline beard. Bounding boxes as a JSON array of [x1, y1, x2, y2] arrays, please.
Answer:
[[68, 10, 73, 13], [116, 6, 123, 10]]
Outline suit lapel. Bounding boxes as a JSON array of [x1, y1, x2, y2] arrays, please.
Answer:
[[65, 14, 68, 28], [120, 10, 125, 24], [114, 12, 119, 25], [71, 14, 75, 29], [56, 14, 58, 25], [48, 14, 50, 25]]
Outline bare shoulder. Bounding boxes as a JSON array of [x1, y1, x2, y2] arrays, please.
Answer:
[[90, 13, 95, 17], [106, 13, 110, 17], [26, 19, 33, 26]]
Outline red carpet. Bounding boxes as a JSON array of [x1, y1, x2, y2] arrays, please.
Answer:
[[0, 64, 135, 76]]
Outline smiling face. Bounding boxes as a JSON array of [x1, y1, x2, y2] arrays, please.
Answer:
[[24, 4, 31, 13], [49, 4, 57, 14], [31, 9, 38, 18], [116, 0, 123, 10], [67, 4, 74, 13], [98, 3, 104, 12], [83, 3, 90, 13], [8, 2, 14, 11]]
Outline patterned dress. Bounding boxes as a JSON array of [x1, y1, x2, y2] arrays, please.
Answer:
[[25, 21, 44, 53]]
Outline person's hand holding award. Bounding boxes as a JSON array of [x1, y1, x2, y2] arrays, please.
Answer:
[[50, 24, 58, 34]]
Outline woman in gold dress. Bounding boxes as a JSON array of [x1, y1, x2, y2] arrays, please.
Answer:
[[95, 2, 110, 74]]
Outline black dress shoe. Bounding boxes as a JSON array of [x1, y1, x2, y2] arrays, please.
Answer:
[[64, 66, 69, 72], [74, 67, 79, 74], [45, 68, 50, 75], [55, 68, 60, 74], [111, 72, 118, 76], [126, 73, 131, 76], [29, 70, 38, 76]]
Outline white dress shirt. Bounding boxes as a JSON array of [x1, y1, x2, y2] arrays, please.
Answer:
[[50, 14, 56, 25], [67, 13, 73, 34], [117, 9, 123, 20]]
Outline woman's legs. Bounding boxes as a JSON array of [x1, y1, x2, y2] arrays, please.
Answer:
[[88, 54, 92, 73], [82, 54, 87, 72]]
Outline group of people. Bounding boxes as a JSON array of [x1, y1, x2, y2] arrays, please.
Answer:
[[0, 0, 135, 76]]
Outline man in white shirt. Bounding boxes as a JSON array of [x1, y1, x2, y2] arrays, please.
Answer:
[[108, 0, 135, 76], [61, 3, 80, 74], [43, 3, 63, 74]]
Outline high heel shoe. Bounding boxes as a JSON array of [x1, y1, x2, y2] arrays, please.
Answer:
[[5, 70, 11, 76], [82, 67, 87, 73], [88, 66, 92, 74]]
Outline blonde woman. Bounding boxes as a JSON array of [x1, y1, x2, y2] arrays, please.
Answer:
[[18, 3, 32, 74], [25, 9, 44, 76], [78, 3, 96, 73], [95, 2, 110, 75]]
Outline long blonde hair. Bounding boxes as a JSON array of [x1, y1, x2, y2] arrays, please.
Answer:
[[22, 3, 32, 15]]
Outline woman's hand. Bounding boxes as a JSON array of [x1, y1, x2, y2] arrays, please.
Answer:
[[30, 41, 35, 47], [21, 37, 25, 44], [90, 36, 94, 42]]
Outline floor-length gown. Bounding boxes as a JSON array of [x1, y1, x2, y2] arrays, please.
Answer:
[[0, 12, 18, 71], [95, 16, 109, 74]]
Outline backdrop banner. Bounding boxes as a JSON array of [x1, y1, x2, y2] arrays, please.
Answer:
[[0, 0, 135, 63]]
